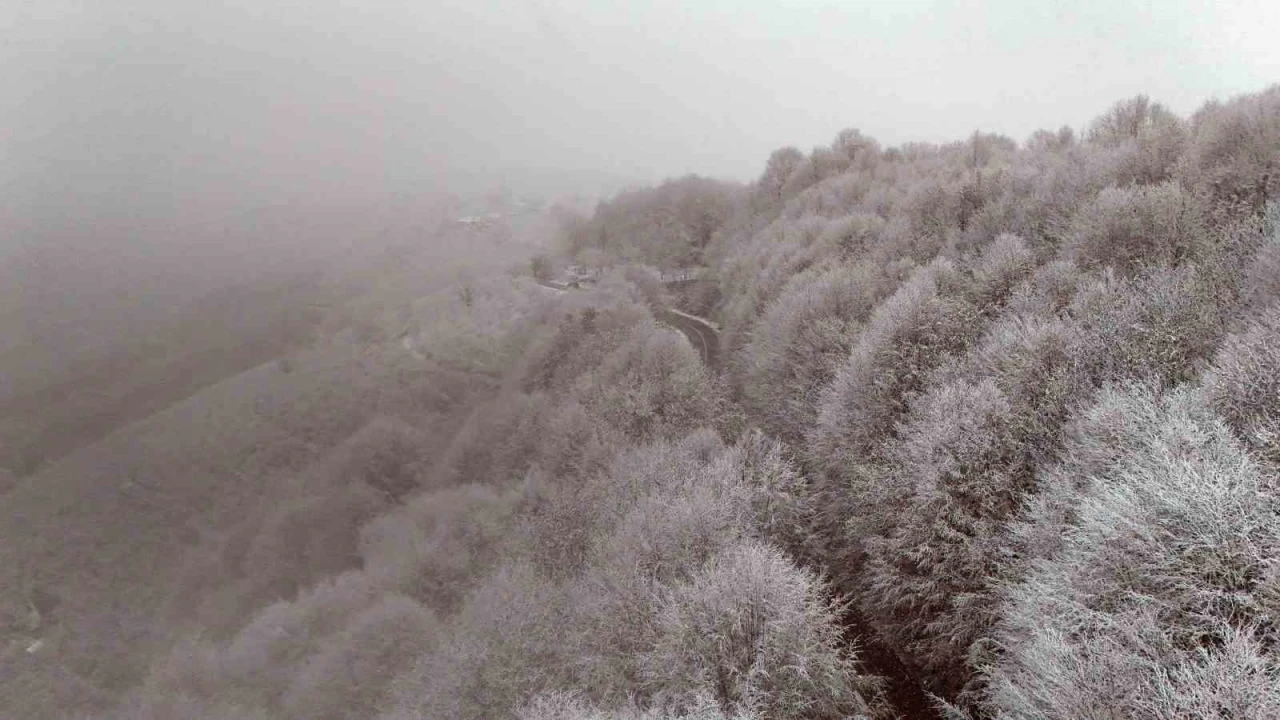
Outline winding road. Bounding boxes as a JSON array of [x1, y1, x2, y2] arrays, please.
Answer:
[[534, 278, 721, 368], [655, 307, 719, 368]]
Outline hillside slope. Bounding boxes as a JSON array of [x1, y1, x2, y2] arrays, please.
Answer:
[[6, 86, 1279, 720]]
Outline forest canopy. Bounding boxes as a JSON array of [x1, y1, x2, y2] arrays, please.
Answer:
[[4, 84, 1280, 720]]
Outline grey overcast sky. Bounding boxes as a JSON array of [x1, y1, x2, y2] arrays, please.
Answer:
[[3, 0, 1278, 223]]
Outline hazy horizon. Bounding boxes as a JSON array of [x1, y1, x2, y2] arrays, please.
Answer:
[[4, 1, 1276, 352], [5, 4, 1280, 718], [5, 1, 1277, 224]]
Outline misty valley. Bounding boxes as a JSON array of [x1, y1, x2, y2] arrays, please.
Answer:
[[4, 3, 1280, 718]]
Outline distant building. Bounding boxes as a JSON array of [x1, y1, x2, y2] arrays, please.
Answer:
[[563, 265, 600, 288], [661, 267, 701, 282], [550, 264, 600, 290]]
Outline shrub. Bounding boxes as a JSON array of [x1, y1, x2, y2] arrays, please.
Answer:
[[516, 431, 725, 578], [357, 483, 521, 612], [1178, 85, 1280, 215], [734, 430, 821, 561], [567, 458, 754, 698], [858, 314, 1071, 692], [335, 417, 428, 501], [558, 432, 821, 705], [141, 570, 380, 712], [381, 562, 569, 720], [1005, 259, 1084, 318], [1202, 306, 1280, 468], [1240, 220, 1280, 315], [820, 212, 888, 260], [1137, 627, 1280, 719], [1065, 265, 1227, 389], [963, 233, 1038, 314], [575, 323, 717, 442], [862, 378, 1022, 688], [807, 237, 1035, 574], [281, 595, 441, 720], [740, 260, 892, 443], [982, 387, 1280, 719], [217, 572, 378, 699], [1086, 94, 1188, 185], [241, 483, 385, 601], [810, 259, 973, 471], [118, 693, 276, 720], [518, 690, 756, 720], [716, 214, 837, 358], [642, 541, 879, 720], [1064, 181, 1206, 276], [995, 381, 1183, 589], [439, 392, 547, 486]]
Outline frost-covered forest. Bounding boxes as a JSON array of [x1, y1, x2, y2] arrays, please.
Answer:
[[4, 84, 1280, 720]]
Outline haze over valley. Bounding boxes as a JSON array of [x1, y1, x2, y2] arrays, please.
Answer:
[[3, 2, 1280, 719]]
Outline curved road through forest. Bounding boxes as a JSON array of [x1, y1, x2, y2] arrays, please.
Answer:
[[655, 307, 719, 368], [534, 278, 721, 367]]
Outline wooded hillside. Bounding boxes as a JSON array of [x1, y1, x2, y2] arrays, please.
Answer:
[[6, 85, 1279, 720]]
